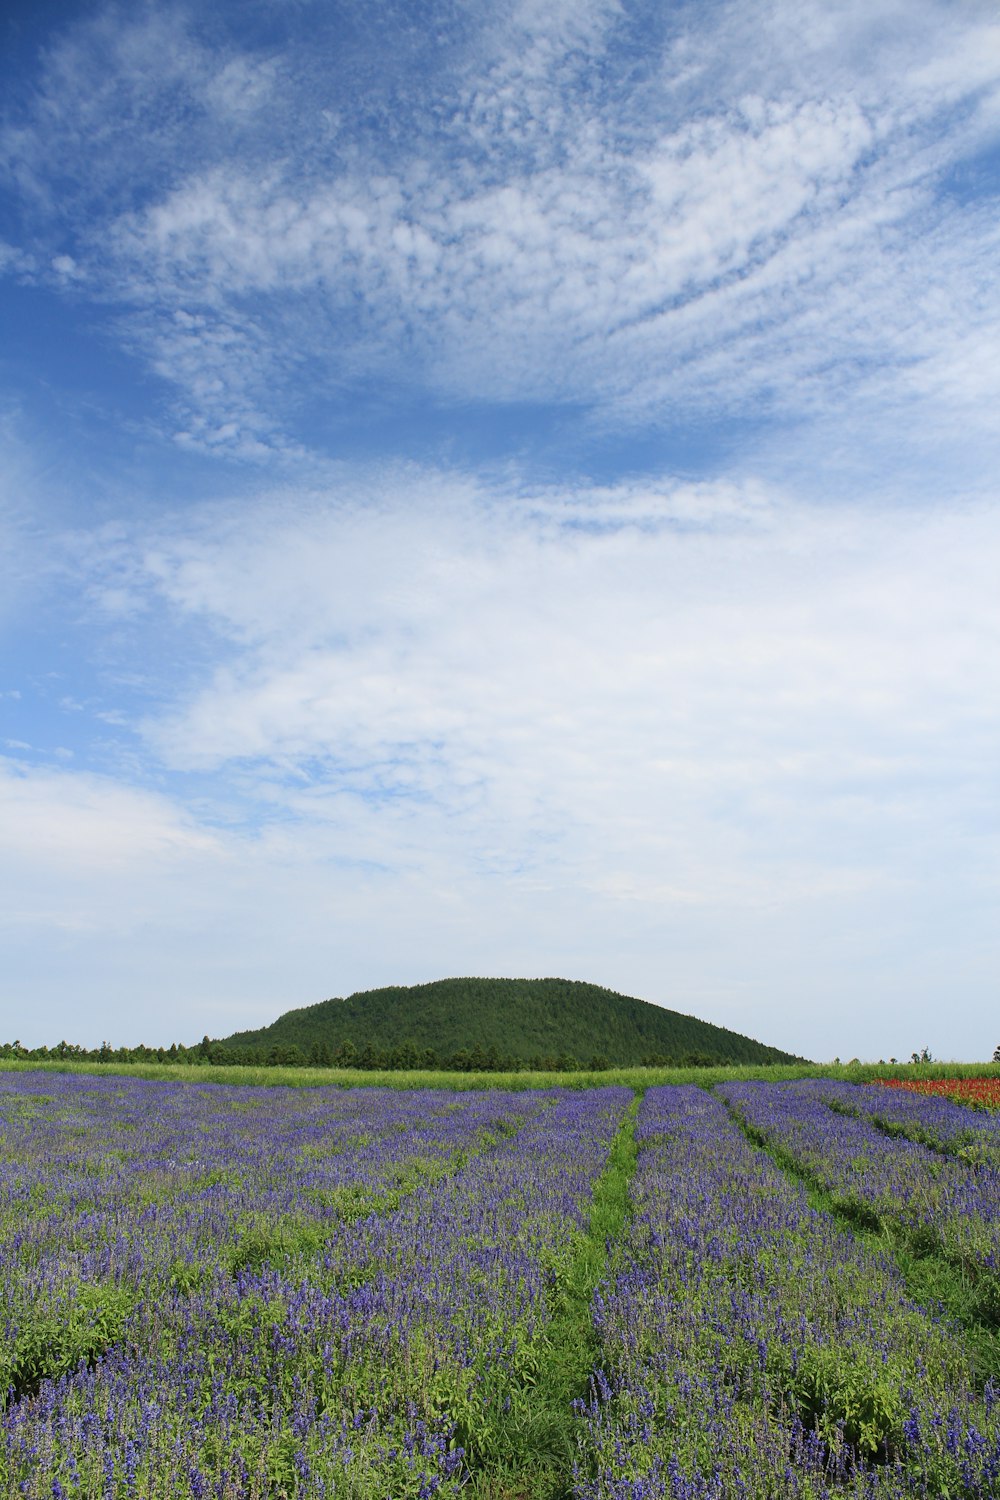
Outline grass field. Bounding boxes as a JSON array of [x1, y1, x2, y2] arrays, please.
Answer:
[[3, 1055, 999, 1091], [4, 1064, 1000, 1497]]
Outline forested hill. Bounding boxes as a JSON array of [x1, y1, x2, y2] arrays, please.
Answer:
[[216, 977, 802, 1068]]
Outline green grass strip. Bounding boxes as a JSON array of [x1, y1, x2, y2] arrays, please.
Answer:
[[462, 1094, 640, 1500], [718, 1091, 1000, 1388], [6, 1056, 1000, 1091]]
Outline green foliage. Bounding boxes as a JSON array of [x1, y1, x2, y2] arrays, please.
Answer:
[[969, 1273, 1000, 1329], [225, 1217, 327, 1276], [167, 1257, 209, 1296], [0, 1282, 136, 1406], [785, 1344, 903, 1458]]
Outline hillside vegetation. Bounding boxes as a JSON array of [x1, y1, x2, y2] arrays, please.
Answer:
[[216, 976, 802, 1068]]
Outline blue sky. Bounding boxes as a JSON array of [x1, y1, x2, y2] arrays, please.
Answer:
[[1, 0, 998, 1058]]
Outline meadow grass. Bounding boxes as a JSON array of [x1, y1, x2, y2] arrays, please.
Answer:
[[2, 1057, 998, 1091]]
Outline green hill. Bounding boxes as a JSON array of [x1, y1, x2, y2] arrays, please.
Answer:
[[216, 977, 803, 1067]]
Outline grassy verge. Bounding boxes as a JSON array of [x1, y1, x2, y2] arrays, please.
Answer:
[[3, 1057, 998, 1092], [461, 1095, 640, 1500]]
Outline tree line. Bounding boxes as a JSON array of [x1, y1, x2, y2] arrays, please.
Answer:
[[0, 1037, 725, 1071], [1, 1039, 206, 1066]]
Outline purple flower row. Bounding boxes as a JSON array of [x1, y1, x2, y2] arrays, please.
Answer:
[[820, 1080, 1000, 1165], [1, 1072, 631, 1496], [719, 1080, 1000, 1273], [0, 1071, 546, 1405], [574, 1085, 1000, 1499]]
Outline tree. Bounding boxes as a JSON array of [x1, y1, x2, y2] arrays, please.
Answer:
[[266, 1043, 305, 1067], [993, 1044, 1000, 1063], [396, 1039, 419, 1070]]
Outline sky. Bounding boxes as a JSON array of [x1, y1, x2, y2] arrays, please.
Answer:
[[1, 0, 998, 1060]]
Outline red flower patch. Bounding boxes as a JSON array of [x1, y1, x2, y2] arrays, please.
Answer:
[[878, 1077, 1000, 1110]]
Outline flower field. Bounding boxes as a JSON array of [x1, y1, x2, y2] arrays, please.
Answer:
[[720, 1079, 1000, 1275], [4, 1071, 1000, 1497]]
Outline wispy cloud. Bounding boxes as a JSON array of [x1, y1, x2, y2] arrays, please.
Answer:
[[112, 474, 1000, 921], [3, 2, 997, 463]]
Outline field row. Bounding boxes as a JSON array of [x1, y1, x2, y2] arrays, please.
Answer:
[[3, 1073, 1000, 1496]]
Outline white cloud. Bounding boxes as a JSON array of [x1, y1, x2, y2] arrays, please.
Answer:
[[6, 466, 996, 1057], [125, 474, 1000, 912], [103, 93, 878, 397], [204, 55, 280, 119], [83, 4, 995, 456], [51, 253, 83, 280], [0, 239, 35, 277], [0, 758, 221, 877], [6, 1, 997, 459]]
